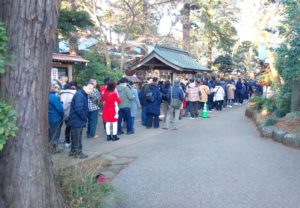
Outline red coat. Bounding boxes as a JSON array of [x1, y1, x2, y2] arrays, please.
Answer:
[[102, 90, 121, 122]]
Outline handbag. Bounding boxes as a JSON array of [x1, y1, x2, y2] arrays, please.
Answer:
[[170, 87, 181, 109]]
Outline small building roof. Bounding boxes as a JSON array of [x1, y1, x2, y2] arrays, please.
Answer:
[[130, 44, 210, 72], [52, 53, 89, 64], [125, 76, 142, 83]]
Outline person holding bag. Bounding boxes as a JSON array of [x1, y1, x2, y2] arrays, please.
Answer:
[[163, 80, 184, 130]]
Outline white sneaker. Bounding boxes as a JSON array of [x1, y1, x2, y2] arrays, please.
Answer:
[[190, 117, 195, 119], [64, 143, 71, 148], [228, 105, 232, 108]]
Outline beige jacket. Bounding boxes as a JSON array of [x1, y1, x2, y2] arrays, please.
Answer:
[[199, 85, 210, 102], [227, 84, 236, 100], [186, 82, 200, 102]]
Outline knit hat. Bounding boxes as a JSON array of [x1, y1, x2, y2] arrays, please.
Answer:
[[174, 80, 180, 87]]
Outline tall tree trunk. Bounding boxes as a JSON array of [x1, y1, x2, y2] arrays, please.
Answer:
[[207, 0, 213, 68], [69, 33, 79, 55], [290, 80, 300, 112], [68, 0, 78, 55], [121, 42, 126, 71], [142, 0, 148, 43], [0, 1, 65, 207], [207, 39, 213, 68], [182, 1, 191, 52]]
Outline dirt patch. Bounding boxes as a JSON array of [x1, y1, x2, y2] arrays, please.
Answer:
[[276, 119, 300, 133]]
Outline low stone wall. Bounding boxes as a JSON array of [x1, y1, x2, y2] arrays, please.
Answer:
[[245, 105, 300, 149]]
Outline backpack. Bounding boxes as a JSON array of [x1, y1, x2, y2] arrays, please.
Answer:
[[146, 91, 155, 103], [170, 88, 182, 109]]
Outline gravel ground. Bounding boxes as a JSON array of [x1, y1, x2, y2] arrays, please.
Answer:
[[110, 106, 300, 208]]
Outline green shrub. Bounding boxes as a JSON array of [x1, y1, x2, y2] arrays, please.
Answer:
[[55, 157, 117, 208], [275, 84, 291, 116], [0, 101, 18, 151], [275, 110, 286, 118], [0, 23, 18, 151], [262, 97, 277, 113], [264, 118, 277, 126], [249, 95, 269, 111], [284, 111, 300, 120]]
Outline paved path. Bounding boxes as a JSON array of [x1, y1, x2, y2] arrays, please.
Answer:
[[108, 106, 300, 208]]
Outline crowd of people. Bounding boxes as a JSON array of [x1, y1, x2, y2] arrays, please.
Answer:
[[48, 76, 261, 159]]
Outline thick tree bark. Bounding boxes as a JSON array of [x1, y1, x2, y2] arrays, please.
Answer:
[[0, 1, 65, 207], [290, 80, 300, 112], [182, 1, 191, 52]]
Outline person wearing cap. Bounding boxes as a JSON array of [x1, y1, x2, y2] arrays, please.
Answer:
[[163, 80, 184, 130]]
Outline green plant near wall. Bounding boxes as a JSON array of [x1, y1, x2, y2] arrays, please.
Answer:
[[0, 22, 9, 74], [73, 51, 123, 86], [0, 22, 18, 151], [0, 101, 18, 151]]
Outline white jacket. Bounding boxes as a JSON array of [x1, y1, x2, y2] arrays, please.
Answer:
[[212, 86, 225, 101], [60, 89, 76, 117]]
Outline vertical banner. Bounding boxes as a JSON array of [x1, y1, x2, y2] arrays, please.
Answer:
[[51, 68, 58, 81]]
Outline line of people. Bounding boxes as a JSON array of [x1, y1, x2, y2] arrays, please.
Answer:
[[48, 76, 260, 159]]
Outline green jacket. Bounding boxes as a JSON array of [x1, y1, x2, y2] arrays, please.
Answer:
[[117, 84, 135, 109]]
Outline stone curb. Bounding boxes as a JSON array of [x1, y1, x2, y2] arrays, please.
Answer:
[[245, 105, 300, 149]]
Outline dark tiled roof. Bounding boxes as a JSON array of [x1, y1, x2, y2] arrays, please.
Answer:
[[131, 44, 210, 72], [154, 45, 209, 71], [52, 53, 89, 64]]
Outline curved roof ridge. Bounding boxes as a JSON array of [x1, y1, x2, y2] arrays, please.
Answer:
[[154, 44, 189, 54]]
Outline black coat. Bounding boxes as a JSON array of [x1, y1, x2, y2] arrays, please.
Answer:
[[146, 84, 162, 115], [68, 89, 89, 128]]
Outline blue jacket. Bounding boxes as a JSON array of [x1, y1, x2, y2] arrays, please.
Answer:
[[167, 86, 184, 102], [68, 89, 89, 128], [146, 84, 162, 116], [48, 92, 64, 124], [236, 81, 243, 93]]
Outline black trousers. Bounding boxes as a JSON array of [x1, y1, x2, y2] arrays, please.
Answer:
[[70, 127, 83, 153], [65, 120, 71, 144], [189, 101, 199, 118], [49, 121, 62, 145], [215, 100, 223, 111], [147, 113, 159, 128]]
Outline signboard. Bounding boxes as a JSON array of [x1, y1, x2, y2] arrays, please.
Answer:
[[51, 68, 58, 81]]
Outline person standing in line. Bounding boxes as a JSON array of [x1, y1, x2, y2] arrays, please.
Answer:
[[60, 81, 77, 147], [87, 79, 101, 139], [163, 80, 184, 130], [48, 83, 64, 153], [226, 81, 236, 107], [186, 79, 201, 119], [68, 82, 94, 159], [128, 81, 141, 133], [212, 81, 225, 111], [140, 77, 153, 126], [102, 80, 121, 141], [199, 80, 210, 109], [117, 78, 135, 135], [161, 80, 171, 122], [146, 77, 162, 128], [236, 78, 244, 105]]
